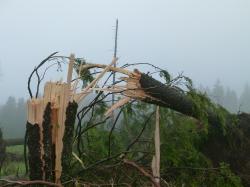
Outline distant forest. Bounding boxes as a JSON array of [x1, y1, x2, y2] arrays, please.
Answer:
[[199, 80, 250, 113], [0, 97, 26, 138], [0, 80, 249, 139]]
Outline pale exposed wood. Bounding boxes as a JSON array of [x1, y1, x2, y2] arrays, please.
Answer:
[[72, 152, 85, 169], [72, 61, 83, 101], [67, 54, 75, 103], [27, 53, 79, 184], [152, 106, 160, 186], [37, 99, 45, 180], [91, 87, 125, 94], [67, 54, 75, 85], [28, 81, 71, 184], [53, 83, 69, 184], [105, 96, 131, 117], [75, 64, 159, 104], [80, 62, 132, 76], [44, 82, 70, 184], [27, 99, 44, 133], [75, 58, 118, 103], [82, 69, 157, 103]]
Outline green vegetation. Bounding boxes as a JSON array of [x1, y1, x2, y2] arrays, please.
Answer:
[[0, 145, 25, 177], [0, 69, 249, 186], [0, 102, 246, 186], [6, 145, 24, 155], [64, 100, 244, 186]]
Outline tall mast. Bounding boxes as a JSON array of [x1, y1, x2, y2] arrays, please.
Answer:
[[112, 19, 118, 123]]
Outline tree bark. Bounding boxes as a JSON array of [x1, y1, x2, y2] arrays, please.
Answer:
[[26, 122, 43, 180], [61, 101, 78, 182]]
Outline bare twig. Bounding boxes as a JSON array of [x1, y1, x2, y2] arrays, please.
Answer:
[[108, 108, 123, 156], [126, 111, 155, 152], [27, 52, 58, 98]]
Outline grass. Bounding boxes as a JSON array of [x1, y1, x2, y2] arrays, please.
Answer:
[[0, 145, 26, 177], [6, 145, 24, 155]]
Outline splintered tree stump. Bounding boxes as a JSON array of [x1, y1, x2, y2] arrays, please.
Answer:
[[27, 82, 71, 184], [26, 122, 43, 180], [61, 101, 78, 182], [26, 54, 78, 184]]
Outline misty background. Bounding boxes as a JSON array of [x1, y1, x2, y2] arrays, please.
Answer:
[[0, 0, 250, 138]]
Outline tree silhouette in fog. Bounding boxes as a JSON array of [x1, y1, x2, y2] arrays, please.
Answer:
[[0, 96, 26, 138]]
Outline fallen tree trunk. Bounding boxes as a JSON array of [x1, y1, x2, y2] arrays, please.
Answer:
[[81, 64, 229, 127], [82, 64, 250, 185], [138, 73, 232, 126], [25, 57, 249, 186], [136, 73, 250, 186]]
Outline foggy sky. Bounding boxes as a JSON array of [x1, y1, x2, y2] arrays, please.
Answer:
[[0, 0, 250, 103]]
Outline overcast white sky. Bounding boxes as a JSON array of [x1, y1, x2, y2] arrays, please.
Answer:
[[0, 0, 250, 103]]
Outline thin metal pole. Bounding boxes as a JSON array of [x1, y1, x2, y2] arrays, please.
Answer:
[[112, 19, 118, 123]]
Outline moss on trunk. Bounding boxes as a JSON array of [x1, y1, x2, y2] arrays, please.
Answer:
[[26, 122, 43, 180], [61, 101, 78, 182], [42, 102, 54, 182]]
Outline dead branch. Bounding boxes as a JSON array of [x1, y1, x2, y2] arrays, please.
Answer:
[[123, 159, 160, 187], [152, 106, 160, 185], [0, 179, 62, 187], [28, 52, 58, 98], [108, 108, 123, 156], [125, 111, 155, 152], [81, 63, 133, 76], [75, 58, 118, 103]]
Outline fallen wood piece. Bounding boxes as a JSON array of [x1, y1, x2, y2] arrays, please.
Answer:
[[105, 96, 131, 117], [75, 64, 234, 128], [123, 159, 160, 187], [152, 106, 160, 186], [81, 62, 132, 76], [0, 179, 62, 187], [76, 57, 118, 103]]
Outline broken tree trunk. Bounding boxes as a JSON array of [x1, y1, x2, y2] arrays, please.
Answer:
[[26, 54, 77, 184], [27, 83, 68, 182], [26, 98, 45, 180], [133, 73, 250, 186], [80, 63, 249, 185], [138, 73, 224, 124]]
